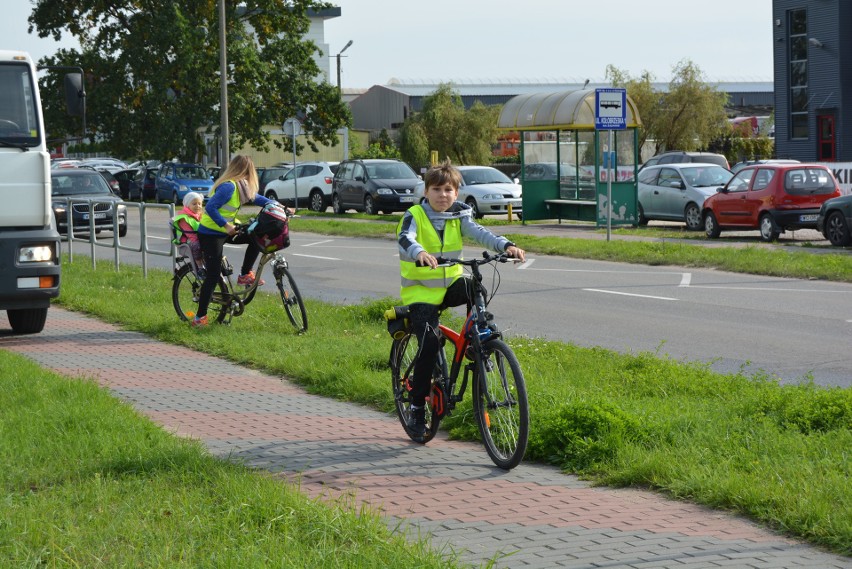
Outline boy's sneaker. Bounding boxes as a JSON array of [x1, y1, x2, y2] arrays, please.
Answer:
[[408, 406, 427, 439], [190, 315, 208, 327], [236, 271, 265, 287]]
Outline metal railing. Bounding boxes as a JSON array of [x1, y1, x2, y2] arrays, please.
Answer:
[[59, 198, 175, 277]]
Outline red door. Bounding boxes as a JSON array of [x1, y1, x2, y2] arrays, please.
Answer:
[[817, 115, 835, 162]]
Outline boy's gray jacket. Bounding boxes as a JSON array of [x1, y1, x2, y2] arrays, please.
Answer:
[[398, 201, 511, 262]]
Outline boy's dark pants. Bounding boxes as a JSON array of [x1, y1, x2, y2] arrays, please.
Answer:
[[409, 277, 472, 407]]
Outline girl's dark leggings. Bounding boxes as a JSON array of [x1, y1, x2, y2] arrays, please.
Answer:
[[196, 231, 261, 318]]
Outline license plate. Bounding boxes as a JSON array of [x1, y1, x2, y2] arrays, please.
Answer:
[[399, 196, 415, 203], [799, 214, 817, 222], [82, 213, 107, 220]]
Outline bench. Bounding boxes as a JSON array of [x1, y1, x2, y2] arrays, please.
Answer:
[[544, 199, 596, 223]]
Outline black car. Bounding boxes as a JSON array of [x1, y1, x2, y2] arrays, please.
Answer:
[[113, 168, 142, 200], [331, 159, 424, 215], [817, 193, 852, 246], [134, 165, 159, 201], [51, 169, 128, 237]]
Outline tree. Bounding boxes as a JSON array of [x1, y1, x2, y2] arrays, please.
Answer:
[[29, 0, 351, 163], [607, 59, 729, 156], [398, 83, 500, 166]]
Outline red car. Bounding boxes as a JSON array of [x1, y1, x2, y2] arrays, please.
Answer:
[[702, 164, 841, 242]]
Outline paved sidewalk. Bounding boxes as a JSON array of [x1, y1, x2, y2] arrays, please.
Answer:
[[1, 307, 848, 569]]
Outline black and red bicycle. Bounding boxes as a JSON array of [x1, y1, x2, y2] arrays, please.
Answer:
[[387, 251, 529, 470]]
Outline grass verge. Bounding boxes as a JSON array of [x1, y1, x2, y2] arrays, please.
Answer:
[[39, 257, 852, 557], [0, 347, 466, 567]]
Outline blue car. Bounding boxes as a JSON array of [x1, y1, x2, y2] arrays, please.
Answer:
[[155, 163, 213, 204]]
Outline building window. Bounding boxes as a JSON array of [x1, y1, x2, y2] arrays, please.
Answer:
[[789, 8, 808, 139]]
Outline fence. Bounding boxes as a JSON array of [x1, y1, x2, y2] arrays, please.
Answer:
[[60, 199, 175, 277]]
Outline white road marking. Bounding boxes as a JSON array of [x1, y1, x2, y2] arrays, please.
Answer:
[[583, 288, 678, 301], [679, 273, 692, 287], [518, 259, 535, 269], [291, 253, 340, 261], [304, 239, 334, 247]]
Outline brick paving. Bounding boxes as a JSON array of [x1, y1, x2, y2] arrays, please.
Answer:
[[1, 307, 849, 569]]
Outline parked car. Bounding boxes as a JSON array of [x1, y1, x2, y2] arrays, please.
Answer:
[[455, 165, 522, 219], [257, 166, 293, 197], [730, 159, 800, 174], [641, 151, 729, 171], [332, 159, 424, 214], [207, 165, 222, 181], [817, 194, 852, 246], [264, 162, 338, 211], [97, 169, 121, 195], [155, 163, 214, 204], [112, 168, 141, 201], [702, 164, 841, 242], [637, 163, 733, 230], [50, 168, 127, 237], [78, 157, 128, 174], [134, 165, 159, 201]]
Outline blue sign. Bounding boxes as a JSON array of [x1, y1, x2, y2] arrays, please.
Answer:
[[595, 88, 627, 130]]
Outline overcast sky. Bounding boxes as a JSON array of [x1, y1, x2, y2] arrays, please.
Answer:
[[6, 0, 773, 88]]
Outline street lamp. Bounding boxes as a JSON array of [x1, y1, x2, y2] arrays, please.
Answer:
[[336, 40, 353, 92], [218, 0, 229, 166]]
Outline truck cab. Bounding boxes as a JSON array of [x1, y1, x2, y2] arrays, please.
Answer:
[[0, 51, 61, 333]]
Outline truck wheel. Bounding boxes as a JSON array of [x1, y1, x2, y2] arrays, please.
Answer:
[[7, 307, 48, 334]]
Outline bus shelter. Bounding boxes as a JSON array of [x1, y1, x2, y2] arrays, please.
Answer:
[[498, 89, 642, 225]]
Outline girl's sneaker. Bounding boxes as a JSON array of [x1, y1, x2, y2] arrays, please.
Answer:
[[237, 271, 264, 286], [191, 315, 208, 327]]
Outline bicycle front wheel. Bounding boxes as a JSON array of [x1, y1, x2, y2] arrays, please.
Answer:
[[275, 264, 308, 333], [472, 339, 529, 470], [389, 333, 441, 444], [172, 264, 229, 324]]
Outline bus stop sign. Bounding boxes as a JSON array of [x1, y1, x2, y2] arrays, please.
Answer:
[[595, 88, 627, 130]]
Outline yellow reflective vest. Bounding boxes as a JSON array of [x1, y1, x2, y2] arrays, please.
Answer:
[[199, 179, 241, 233], [399, 205, 463, 305]]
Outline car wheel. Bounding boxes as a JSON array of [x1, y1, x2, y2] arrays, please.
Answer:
[[266, 189, 278, 201], [684, 203, 702, 231], [172, 191, 179, 205], [332, 193, 345, 214], [119, 223, 128, 238], [638, 203, 649, 226], [704, 211, 721, 238], [364, 195, 376, 215], [825, 211, 852, 246], [465, 197, 482, 219], [759, 213, 780, 242], [308, 190, 325, 212]]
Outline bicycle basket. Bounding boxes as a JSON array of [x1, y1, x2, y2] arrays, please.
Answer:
[[249, 203, 290, 253]]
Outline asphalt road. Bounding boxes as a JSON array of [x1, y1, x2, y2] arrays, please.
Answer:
[[61, 207, 852, 388]]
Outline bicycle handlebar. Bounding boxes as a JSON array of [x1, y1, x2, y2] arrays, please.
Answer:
[[432, 251, 518, 268]]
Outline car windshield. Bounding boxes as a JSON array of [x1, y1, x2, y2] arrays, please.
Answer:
[[176, 166, 208, 180], [51, 173, 114, 196], [785, 168, 837, 194], [461, 168, 513, 185], [365, 163, 416, 179], [680, 166, 733, 187]]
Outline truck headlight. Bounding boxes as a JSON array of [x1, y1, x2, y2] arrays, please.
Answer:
[[19, 245, 54, 263]]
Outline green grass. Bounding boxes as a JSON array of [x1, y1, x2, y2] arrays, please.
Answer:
[[0, 346, 466, 567], [41, 257, 852, 557]]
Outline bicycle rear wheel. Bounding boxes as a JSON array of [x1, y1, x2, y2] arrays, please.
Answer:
[[472, 339, 529, 469], [172, 264, 230, 324], [274, 263, 308, 333], [389, 333, 441, 444]]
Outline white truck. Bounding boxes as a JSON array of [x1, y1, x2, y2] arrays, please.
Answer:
[[0, 50, 61, 334]]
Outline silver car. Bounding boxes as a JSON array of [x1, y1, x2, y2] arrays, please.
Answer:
[[456, 166, 522, 219], [638, 163, 733, 230]]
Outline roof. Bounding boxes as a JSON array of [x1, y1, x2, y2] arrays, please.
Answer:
[[497, 89, 641, 131]]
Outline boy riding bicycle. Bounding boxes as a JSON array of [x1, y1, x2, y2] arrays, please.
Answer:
[[397, 159, 525, 440]]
